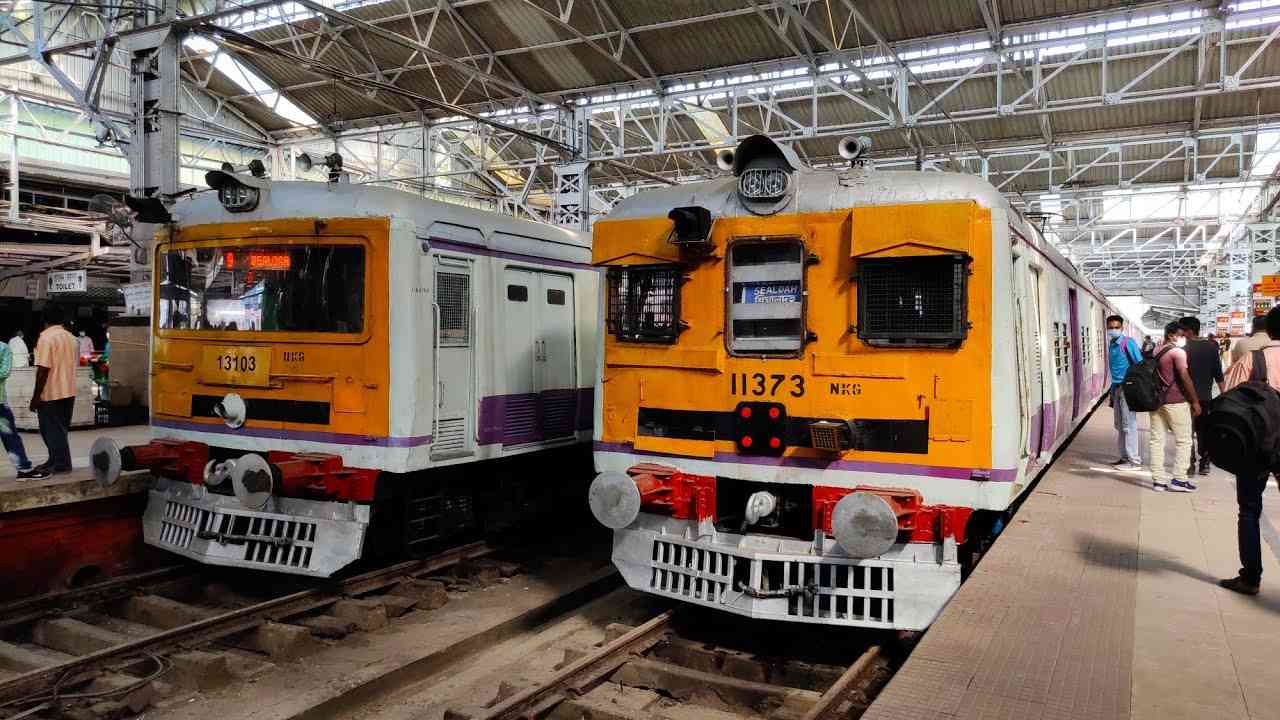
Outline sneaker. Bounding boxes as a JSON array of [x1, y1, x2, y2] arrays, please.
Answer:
[[15, 468, 50, 481], [1128, 461, 1146, 471], [1198, 459, 1211, 476], [1219, 576, 1261, 596], [1110, 458, 1130, 466], [1153, 482, 1168, 492], [1169, 480, 1196, 493]]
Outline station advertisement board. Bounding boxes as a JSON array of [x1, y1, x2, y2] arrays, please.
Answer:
[[1230, 310, 1248, 336]]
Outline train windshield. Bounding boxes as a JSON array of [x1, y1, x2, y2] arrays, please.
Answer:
[[157, 244, 365, 333]]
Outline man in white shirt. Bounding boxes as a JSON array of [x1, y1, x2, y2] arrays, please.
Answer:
[[8, 330, 29, 368]]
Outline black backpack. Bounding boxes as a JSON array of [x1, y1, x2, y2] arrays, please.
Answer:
[[1122, 346, 1174, 412], [1204, 350, 1280, 474]]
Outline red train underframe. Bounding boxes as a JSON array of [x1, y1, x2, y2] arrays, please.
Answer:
[[625, 462, 974, 545], [120, 440, 379, 503]]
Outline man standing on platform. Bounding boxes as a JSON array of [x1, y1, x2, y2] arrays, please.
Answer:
[[1149, 322, 1201, 493], [29, 307, 79, 475], [0, 336, 46, 480], [1213, 304, 1280, 591], [1107, 315, 1144, 469], [1231, 315, 1270, 365], [1179, 316, 1224, 476], [8, 329, 28, 368], [1218, 306, 1280, 595]]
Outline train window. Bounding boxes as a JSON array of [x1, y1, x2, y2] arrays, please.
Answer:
[[437, 272, 470, 345], [727, 239, 805, 355], [856, 255, 970, 347], [507, 284, 528, 302], [606, 265, 682, 343], [157, 244, 364, 333], [546, 289, 566, 305]]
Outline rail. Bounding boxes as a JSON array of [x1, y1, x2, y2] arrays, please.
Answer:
[[0, 541, 494, 706]]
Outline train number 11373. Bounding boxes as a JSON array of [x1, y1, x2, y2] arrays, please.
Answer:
[[730, 372, 805, 397]]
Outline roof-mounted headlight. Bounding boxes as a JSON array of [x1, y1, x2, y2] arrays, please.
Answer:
[[205, 169, 265, 213]]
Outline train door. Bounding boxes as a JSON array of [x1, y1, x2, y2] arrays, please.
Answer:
[[536, 273, 578, 440], [502, 268, 540, 445], [1068, 288, 1083, 419], [1028, 267, 1046, 457], [501, 268, 579, 445], [1013, 254, 1036, 459], [432, 258, 475, 460]]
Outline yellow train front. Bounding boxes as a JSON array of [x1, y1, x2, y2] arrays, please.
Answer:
[[95, 169, 598, 577], [587, 135, 1110, 630]]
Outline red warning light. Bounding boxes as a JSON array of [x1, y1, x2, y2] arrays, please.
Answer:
[[769, 437, 782, 449], [768, 407, 781, 419], [740, 407, 752, 419], [740, 435, 753, 448]]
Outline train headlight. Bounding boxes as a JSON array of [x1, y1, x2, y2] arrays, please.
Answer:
[[588, 471, 642, 529], [231, 453, 274, 510], [205, 169, 264, 213], [831, 492, 899, 559]]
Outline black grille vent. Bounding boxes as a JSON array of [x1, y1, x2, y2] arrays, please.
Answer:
[[607, 265, 682, 343], [857, 255, 969, 347]]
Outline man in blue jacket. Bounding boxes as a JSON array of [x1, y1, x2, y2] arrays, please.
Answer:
[[1107, 314, 1144, 468]]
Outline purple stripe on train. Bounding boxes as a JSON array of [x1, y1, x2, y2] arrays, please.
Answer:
[[478, 388, 594, 446], [592, 441, 1017, 482]]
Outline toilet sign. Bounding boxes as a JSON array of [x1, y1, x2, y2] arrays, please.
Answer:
[[47, 270, 87, 294]]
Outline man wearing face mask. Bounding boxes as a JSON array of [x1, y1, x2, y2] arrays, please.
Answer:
[[1178, 316, 1224, 476], [1149, 321, 1202, 492], [1106, 315, 1144, 469]]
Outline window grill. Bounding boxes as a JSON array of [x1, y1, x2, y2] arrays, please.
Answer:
[[607, 265, 682, 343], [436, 272, 470, 346], [856, 255, 969, 346]]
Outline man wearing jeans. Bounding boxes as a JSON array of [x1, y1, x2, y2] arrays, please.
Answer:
[[1218, 305, 1280, 595], [0, 336, 46, 480], [1106, 314, 1144, 468], [30, 307, 79, 475], [1149, 321, 1202, 493]]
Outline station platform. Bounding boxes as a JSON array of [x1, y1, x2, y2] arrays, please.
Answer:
[[0, 424, 161, 601], [866, 407, 1280, 720], [0, 425, 151, 512]]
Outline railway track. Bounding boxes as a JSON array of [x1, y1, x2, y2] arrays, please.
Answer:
[[447, 608, 890, 720], [0, 542, 498, 719]]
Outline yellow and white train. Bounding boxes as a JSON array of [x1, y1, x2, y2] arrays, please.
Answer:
[[96, 171, 599, 576], [586, 134, 1130, 630]]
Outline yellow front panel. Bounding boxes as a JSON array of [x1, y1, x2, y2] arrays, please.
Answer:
[[151, 217, 391, 440], [594, 201, 993, 471]]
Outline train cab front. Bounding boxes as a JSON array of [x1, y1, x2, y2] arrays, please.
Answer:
[[589, 134, 995, 630], [128, 171, 393, 577]]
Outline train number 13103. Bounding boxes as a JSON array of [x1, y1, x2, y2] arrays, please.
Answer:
[[217, 353, 256, 372], [730, 372, 805, 397]]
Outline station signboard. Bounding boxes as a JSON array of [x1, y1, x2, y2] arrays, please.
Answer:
[[47, 270, 86, 294], [1259, 274, 1280, 297]]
